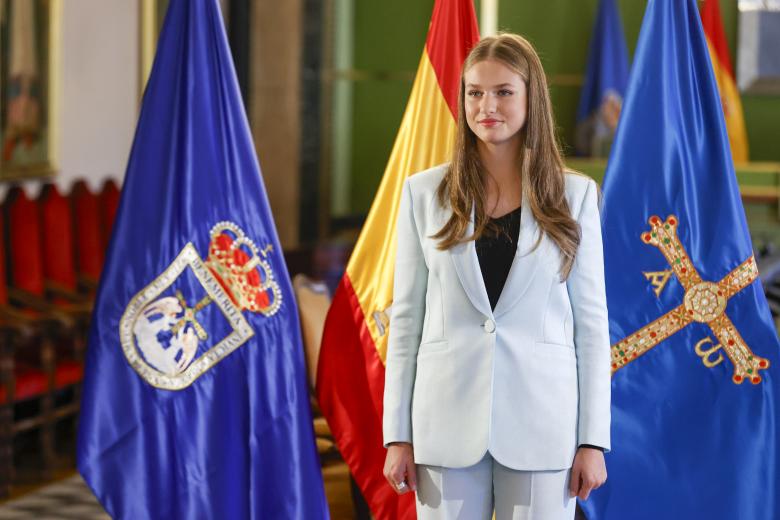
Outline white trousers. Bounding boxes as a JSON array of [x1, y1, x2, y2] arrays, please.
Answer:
[[415, 452, 575, 520]]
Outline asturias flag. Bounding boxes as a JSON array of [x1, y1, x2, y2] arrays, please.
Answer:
[[582, 0, 780, 518], [316, 1, 479, 518], [701, 0, 749, 163], [76, 1, 329, 518], [575, 0, 629, 157]]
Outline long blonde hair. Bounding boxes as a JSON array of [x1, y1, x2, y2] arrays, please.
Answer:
[[433, 33, 581, 280]]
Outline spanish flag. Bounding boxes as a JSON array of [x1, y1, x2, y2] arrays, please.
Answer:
[[316, 1, 479, 518], [701, 0, 749, 163]]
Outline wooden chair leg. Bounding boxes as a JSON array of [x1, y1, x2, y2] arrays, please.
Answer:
[[72, 334, 85, 435], [0, 333, 14, 498], [40, 337, 56, 479], [0, 405, 10, 499]]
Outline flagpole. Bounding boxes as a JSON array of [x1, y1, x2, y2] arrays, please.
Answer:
[[139, 0, 156, 100], [480, 0, 498, 36]]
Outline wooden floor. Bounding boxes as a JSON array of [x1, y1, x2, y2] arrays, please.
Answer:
[[0, 460, 359, 519]]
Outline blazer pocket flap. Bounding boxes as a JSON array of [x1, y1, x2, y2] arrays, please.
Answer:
[[418, 339, 448, 355], [534, 341, 576, 361]]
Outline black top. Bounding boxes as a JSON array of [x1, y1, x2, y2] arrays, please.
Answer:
[[474, 205, 605, 454], [475, 206, 522, 310]]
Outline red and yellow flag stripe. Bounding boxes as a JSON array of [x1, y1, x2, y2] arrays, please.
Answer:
[[701, 0, 749, 163], [317, 1, 479, 518]]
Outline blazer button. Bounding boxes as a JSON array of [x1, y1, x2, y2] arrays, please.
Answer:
[[483, 319, 496, 333]]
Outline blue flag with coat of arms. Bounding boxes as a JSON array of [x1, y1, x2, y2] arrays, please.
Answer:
[[76, 1, 329, 518], [574, 0, 629, 157], [581, 0, 780, 518]]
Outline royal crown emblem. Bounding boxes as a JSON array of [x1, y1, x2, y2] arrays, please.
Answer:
[[119, 222, 282, 390]]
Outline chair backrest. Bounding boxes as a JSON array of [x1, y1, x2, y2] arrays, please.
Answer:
[[39, 184, 78, 290], [71, 181, 103, 281], [99, 179, 120, 251], [4, 187, 45, 296], [292, 274, 332, 389]]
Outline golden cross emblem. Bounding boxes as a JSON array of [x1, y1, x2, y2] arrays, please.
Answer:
[[611, 215, 770, 384], [171, 290, 212, 341]]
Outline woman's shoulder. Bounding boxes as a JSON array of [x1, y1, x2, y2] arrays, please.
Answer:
[[562, 169, 597, 196], [562, 169, 600, 216], [405, 163, 449, 197]]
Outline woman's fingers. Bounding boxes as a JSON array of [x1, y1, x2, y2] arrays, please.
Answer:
[[569, 465, 582, 498], [571, 470, 607, 500], [383, 469, 401, 494], [383, 463, 405, 493], [393, 463, 409, 495], [578, 477, 595, 500], [570, 447, 607, 500], [384, 444, 416, 494], [404, 458, 417, 492], [388, 467, 410, 495]]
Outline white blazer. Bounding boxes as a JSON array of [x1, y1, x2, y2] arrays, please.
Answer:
[[382, 163, 611, 471]]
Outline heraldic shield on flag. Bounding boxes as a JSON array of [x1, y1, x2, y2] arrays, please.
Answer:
[[119, 222, 282, 391]]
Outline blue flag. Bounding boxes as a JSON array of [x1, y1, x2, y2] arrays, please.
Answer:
[[575, 0, 629, 157], [76, 2, 329, 518], [581, 0, 780, 518]]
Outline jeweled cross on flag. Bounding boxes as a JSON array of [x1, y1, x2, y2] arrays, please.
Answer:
[[76, 1, 329, 518], [581, 0, 780, 518], [316, 1, 479, 518]]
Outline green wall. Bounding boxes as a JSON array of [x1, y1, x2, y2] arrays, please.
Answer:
[[498, 0, 646, 156], [348, 1, 431, 214], [343, 0, 780, 214]]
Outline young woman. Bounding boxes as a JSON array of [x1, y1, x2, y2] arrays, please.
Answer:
[[382, 33, 611, 519]]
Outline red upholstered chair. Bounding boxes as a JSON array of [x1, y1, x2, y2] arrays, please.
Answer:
[[4, 186, 69, 319], [5, 186, 86, 315], [40, 185, 79, 295], [99, 179, 121, 252], [0, 327, 53, 497], [6, 188, 46, 299], [71, 181, 103, 290], [2, 187, 86, 490], [38, 183, 91, 400], [0, 203, 56, 495], [3, 184, 84, 357]]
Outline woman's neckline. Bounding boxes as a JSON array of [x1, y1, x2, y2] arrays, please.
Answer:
[[488, 205, 522, 221]]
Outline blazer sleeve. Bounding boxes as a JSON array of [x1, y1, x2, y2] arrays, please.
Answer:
[[567, 179, 612, 452], [382, 179, 429, 446]]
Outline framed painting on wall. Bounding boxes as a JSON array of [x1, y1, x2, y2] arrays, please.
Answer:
[[0, 0, 56, 180]]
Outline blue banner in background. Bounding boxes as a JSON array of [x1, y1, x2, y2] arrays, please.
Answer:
[[575, 0, 629, 157], [582, 0, 780, 518], [76, 1, 329, 518]]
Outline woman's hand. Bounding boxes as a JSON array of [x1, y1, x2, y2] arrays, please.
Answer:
[[569, 446, 607, 500], [383, 442, 417, 495]]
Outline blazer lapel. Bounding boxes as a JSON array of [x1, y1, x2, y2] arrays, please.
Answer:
[[450, 205, 493, 318], [493, 193, 544, 318]]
